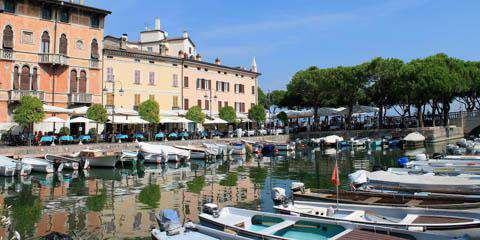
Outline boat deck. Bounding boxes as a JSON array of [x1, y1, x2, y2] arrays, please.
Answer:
[[412, 216, 471, 224], [337, 229, 410, 240]]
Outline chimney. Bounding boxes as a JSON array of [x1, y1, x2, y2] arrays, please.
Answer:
[[120, 34, 128, 50], [154, 18, 161, 30], [215, 58, 221, 65], [196, 53, 202, 61], [183, 31, 189, 39]]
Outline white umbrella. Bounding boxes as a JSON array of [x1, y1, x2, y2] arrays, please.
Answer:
[[128, 116, 149, 124], [71, 106, 89, 115], [107, 107, 138, 116], [43, 105, 73, 114], [204, 118, 228, 124], [69, 117, 95, 123], [43, 116, 67, 123], [160, 117, 193, 124]]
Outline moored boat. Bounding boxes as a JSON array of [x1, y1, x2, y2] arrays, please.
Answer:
[[139, 142, 190, 163], [404, 132, 425, 148], [22, 157, 56, 173], [0, 156, 31, 176], [78, 150, 119, 168], [228, 142, 246, 155], [45, 154, 90, 170]]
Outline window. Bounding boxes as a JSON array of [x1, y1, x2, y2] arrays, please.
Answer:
[[216, 81, 230, 92], [205, 100, 209, 110], [183, 76, 189, 88], [147, 47, 153, 52], [184, 98, 189, 110], [251, 86, 255, 95], [173, 96, 179, 109], [149, 72, 155, 85], [196, 78, 210, 90], [2, 26, 14, 49], [91, 39, 99, 59], [218, 101, 222, 109], [134, 94, 140, 106], [189, 47, 192, 54], [12, 66, 19, 90], [235, 102, 245, 112], [235, 84, 245, 93], [31, 68, 38, 90], [70, 70, 77, 93], [106, 93, 114, 106], [21, 31, 33, 45], [149, 95, 155, 101], [224, 101, 228, 107], [134, 70, 140, 84], [79, 71, 87, 93], [60, 9, 69, 23], [172, 74, 178, 87], [197, 99, 201, 107], [91, 15, 100, 28], [107, 67, 114, 82], [41, 31, 50, 53], [59, 34, 68, 55], [4, 0, 15, 13], [42, 5, 52, 20], [20, 66, 30, 90]]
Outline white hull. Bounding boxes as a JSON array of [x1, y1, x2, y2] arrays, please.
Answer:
[[22, 157, 55, 173], [87, 155, 119, 168]]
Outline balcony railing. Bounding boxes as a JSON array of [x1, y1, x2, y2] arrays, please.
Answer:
[[9, 90, 45, 101], [89, 59, 100, 69], [38, 53, 69, 66], [0, 49, 13, 61], [68, 93, 93, 104]]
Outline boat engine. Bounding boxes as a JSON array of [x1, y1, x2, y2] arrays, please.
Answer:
[[291, 182, 305, 194], [272, 187, 287, 204], [202, 203, 220, 218]]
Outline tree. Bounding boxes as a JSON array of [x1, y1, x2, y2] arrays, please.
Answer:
[[219, 106, 236, 123], [186, 106, 205, 124], [277, 111, 288, 126], [267, 90, 286, 115], [248, 104, 266, 126], [86, 104, 108, 141], [13, 96, 45, 145], [138, 99, 160, 140], [258, 87, 268, 109], [59, 126, 70, 136]]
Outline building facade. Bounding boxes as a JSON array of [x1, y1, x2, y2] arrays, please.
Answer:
[[0, 0, 110, 126], [102, 18, 260, 116]]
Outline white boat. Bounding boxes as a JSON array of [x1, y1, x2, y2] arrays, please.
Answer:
[[323, 135, 343, 146], [228, 143, 246, 155], [78, 150, 119, 168], [0, 156, 31, 176], [22, 157, 56, 173], [139, 142, 190, 163], [0, 157, 18, 177], [274, 201, 480, 233], [175, 145, 216, 159], [350, 170, 480, 194], [46, 154, 89, 170], [199, 204, 449, 240]]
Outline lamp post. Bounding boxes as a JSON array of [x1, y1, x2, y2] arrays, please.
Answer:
[[102, 75, 124, 142]]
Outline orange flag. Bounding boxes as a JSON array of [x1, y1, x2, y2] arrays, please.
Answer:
[[331, 161, 340, 186]]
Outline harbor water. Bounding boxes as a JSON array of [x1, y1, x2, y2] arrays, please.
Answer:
[[0, 143, 446, 239]]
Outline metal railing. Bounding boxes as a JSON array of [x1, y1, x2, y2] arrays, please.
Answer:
[[0, 49, 13, 60], [68, 93, 92, 104], [38, 53, 69, 66], [9, 90, 45, 101], [448, 110, 480, 119]]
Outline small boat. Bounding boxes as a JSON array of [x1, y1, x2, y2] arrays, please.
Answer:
[[290, 185, 480, 209], [350, 137, 369, 147], [199, 204, 449, 240], [46, 154, 89, 170], [387, 138, 403, 147], [0, 156, 31, 176], [0, 157, 18, 177], [78, 150, 119, 168], [175, 145, 215, 159], [228, 143, 246, 155], [274, 200, 480, 232], [139, 142, 190, 163], [119, 151, 140, 166], [22, 157, 57, 173], [403, 132, 425, 148]]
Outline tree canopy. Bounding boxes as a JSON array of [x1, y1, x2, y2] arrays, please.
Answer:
[[13, 96, 45, 127], [219, 106, 236, 123], [86, 104, 108, 123], [138, 99, 160, 124], [185, 106, 205, 124], [248, 104, 266, 123]]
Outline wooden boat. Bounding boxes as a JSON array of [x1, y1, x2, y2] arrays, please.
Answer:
[[22, 157, 57, 173], [199, 204, 449, 240], [0, 156, 31, 176], [0, 157, 18, 177], [274, 201, 480, 232], [291, 187, 480, 209], [78, 150, 119, 168]]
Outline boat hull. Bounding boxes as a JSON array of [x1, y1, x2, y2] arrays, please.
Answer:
[[87, 155, 119, 168]]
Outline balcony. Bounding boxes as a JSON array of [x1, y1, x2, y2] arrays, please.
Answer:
[[9, 90, 45, 102], [38, 53, 69, 66], [68, 93, 93, 104], [0, 49, 13, 61], [89, 59, 100, 69]]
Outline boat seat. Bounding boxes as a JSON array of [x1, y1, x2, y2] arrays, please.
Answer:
[[405, 199, 423, 207], [362, 197, 382, 203], [398, 214, 419, 224], [258, 220, 295, 235]]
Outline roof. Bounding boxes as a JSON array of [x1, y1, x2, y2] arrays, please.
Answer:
[[41, 0, 111, 15]]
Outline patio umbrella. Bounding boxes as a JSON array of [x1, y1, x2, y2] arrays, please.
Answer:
[[68, 117, 96, 123], [43, 105, 73, 114], [71, 106, 89, 115], [204, 118, 228, 124], [43, 116, 67, 123]]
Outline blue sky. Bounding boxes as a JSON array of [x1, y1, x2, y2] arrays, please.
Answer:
[[86, 0, 480, 92]]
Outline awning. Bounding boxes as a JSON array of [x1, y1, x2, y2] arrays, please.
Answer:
[[71, 106, 89, 115], [160, 117, 193, 124], [107, 107, 138, 116], [204, 118, 228, 124], [43, 105, 73, 114], [69, 117, 95, 123], [43, 116, 67, 123]]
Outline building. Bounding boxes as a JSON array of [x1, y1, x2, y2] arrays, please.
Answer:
[[0, 0, 110, 128], [102, 18, 260, 116]]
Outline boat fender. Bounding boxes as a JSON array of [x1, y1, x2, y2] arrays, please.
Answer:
[[327, 207, 335, 217]]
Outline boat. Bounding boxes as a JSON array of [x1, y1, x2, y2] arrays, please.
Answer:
[[199, 204, 449, 240], [274, 200, 480, 233], [119, 151, 141, 166], [175, 145, 216, 159], [22, 157, 57, 173], [77, 150, 119, 168], [350, 137, 369, 147], [370, 139, 383, 148], [46, 154, 90, 170], [228, 142, 246, 155], [151, 209, 249, 240], [404, 132, 425, 148], [289, 185, 480, 209], [387, 137, 403, 147], [0, 156, 31, 176], [349, 170, 480, 195], [322, 135, 343, 146], [202, 143, 229, 156], [138, 142, 190, 163], [0, 157, 18, 177]]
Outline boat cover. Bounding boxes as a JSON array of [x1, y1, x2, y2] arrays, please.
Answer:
[[138, 142, 190, 158], [404, 132, 425, 142]]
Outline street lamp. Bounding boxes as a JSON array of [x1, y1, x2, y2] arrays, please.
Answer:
[[103, 75, 124, 142]]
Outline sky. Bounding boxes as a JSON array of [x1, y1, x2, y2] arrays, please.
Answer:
[[86, 0, 480, 92]]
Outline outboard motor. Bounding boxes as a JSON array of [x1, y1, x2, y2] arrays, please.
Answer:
[[155, 209, 182, 236], [202, 203, 220, 218], [272, 187, 287, 204], [291, 182, 305, 194]]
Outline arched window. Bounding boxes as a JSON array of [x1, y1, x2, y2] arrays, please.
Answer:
[[20, 66, 30, 91], [31, 68, 38, 91], [90, 39, 99, 59], [3, 26, 14, 49], [70, 70, 77, 93], [59, 34, 68, 55], [41, 31, 50, 53], [12, 66, 19, 90], [79, 71, 87, 93]]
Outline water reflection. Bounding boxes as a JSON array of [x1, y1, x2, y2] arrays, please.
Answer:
[[0, 142, 448, 239]]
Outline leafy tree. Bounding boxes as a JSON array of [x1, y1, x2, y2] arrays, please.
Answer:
[[87, 104, 108, 141], [59, 126, 70, 136], [219, 106, 236, 123], [13, 96, 45, 145], [267, 90, 286, 114], [248, 104, 266, 125], [277, 111, 288, 126], [258, 87, 268, 109], [88, 128, 97, 136], [185, 106, 205, 124], [138, 99, 160, 140], [459, 61, 480, 111]]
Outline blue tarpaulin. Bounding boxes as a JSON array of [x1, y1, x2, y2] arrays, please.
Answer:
[[161, 209, 180, 224]]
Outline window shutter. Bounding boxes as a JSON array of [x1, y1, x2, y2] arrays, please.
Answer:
[[79, 71, 87, 93], [59, 34, 68, 55], [13, 67, 19, 90], [70, 70, 77, 93], [31, 68, 38, 90], [20, 66, 30, 91], [3, 26, 14, 49]]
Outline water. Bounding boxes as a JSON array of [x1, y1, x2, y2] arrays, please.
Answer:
[[0, 143, 445, 239]]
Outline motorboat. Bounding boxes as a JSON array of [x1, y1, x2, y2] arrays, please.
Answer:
[[0, 156, 31, 176], [350, 137, 369, 147], [274, 200, 480, 233], [22, 157, 57, 173], [0, 157, 18, 177], [228, 142, 246, 155], [77, 150, 120, 168], [46, 154, 90, 170], [199, 204, 449, 240], [370, 139, 383, 148], [118, 151, 142, 166], [202, 143, 229, 156], [139, 142, 190, 163], [175, 145, 216, 159]]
